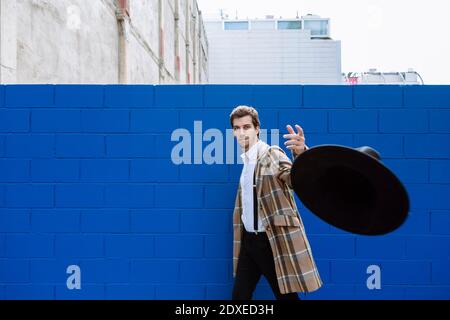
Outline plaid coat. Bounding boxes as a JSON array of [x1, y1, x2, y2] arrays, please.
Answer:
[[232, 141, 323, 294]]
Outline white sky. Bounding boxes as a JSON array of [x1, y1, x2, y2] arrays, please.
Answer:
[[196, 0, 450, 84]]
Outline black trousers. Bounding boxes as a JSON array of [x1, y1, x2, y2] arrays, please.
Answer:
[[232, 230, 300, 300]]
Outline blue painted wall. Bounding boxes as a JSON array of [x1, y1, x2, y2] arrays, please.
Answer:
[[0, 84, 449, 300]]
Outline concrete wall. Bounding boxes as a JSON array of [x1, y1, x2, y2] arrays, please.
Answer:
[[0, 0, 18, 83], [0, 0, 208, 84], [0, 84, 449, 299]]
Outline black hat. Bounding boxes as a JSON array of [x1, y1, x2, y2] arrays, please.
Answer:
[[291, 145, 409, 235]]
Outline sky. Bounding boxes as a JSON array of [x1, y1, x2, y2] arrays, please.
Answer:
[[196, 0, 450, 84]]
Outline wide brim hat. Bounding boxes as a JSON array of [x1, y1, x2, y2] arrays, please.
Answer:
[[290, 145, 409, 235]]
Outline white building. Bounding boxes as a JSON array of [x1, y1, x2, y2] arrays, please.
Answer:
[[342, 68, 424, 85], [204, 14, 341, 84]]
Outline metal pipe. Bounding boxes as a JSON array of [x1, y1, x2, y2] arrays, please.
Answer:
[[116, 0, 129, 84]]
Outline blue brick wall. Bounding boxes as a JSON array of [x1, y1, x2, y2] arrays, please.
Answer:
[[0, 84, 449, 300]]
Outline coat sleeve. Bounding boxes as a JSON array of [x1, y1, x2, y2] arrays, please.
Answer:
[[275, 144, 309, 188]]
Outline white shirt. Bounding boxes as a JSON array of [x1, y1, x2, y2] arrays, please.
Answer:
[[240, 139, 265, 232]]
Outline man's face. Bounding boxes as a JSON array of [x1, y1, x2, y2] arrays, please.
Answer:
[[232, 115, 260, 151]]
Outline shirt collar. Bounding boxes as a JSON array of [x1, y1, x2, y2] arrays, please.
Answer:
[[240, 139, 260, 164]]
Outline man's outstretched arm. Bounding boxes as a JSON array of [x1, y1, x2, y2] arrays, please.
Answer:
[[275, 146, 307, 188]]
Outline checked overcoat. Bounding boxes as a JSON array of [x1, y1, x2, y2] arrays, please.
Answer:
[[232, 140, 323, 294]]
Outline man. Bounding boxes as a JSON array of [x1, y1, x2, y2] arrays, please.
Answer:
[[230, 105, 322, 300]]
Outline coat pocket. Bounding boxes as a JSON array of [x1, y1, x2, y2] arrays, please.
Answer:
[[271, 215, 301, 227]]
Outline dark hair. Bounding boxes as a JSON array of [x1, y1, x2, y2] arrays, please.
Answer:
[[229, 105, 261, 137]]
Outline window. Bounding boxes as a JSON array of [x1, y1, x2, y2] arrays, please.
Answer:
[[224, 21, 249, 30], [303, 19, 329, 36], [277, 20, 302, 30]]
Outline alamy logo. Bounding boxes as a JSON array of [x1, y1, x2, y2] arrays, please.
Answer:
[[170, 121, 281, 165], [66, 265, 81, 290], [366, 265, 381, 290]]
